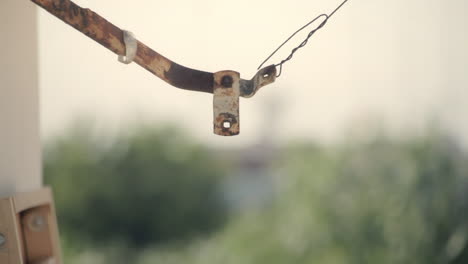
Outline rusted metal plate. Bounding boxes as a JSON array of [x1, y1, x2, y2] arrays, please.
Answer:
[[240, 65, 277, 98], [213, 71, 240, 136]]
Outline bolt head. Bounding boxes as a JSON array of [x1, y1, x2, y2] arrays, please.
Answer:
[[221, 75, 234, 88], [30, 215, 46, 231]]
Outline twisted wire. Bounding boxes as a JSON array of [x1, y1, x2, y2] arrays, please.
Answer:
[[257, 0, 350, 77]]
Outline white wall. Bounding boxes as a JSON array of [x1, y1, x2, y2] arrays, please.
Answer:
[[0, 0, 41, 196]]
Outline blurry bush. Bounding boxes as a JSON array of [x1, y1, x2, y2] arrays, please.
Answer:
[[43, 121, 229, 249], [138, 133, 468, 264], [44, 121, 468, 264]]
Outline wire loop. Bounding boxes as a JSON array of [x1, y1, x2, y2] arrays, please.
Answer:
[[257, 0, 350, 77]]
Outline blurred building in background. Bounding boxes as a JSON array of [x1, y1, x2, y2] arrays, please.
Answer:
[[222, 97, 283, 211]]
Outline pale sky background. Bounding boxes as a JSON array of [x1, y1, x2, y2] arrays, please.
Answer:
[[38, 0, 468, 147]]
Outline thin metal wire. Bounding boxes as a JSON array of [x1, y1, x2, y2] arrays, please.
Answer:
[[257, 0, 350, 77]]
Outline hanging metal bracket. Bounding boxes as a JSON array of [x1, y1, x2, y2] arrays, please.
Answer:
[[0, 188, 62, 264], [30, 0, 277, 136]]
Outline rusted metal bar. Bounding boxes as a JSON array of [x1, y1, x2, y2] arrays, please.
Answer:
[[31, 0, 278, 135], [31, 0, 277, 97], [31, 0, 214, 93]]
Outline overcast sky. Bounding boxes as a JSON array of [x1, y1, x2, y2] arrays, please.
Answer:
[[38, 0, 468, 147]]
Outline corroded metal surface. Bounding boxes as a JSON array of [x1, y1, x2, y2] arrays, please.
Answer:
[[31, 0, 214, 93], [30, 0, 276, 97], [240, 65, 277, 98], [213, 71, 240, 136], [30, 0, 278, 136]]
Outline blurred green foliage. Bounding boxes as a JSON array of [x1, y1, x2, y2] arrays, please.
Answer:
[[44, 122, 468, 264], [44, 121, 228, 248]]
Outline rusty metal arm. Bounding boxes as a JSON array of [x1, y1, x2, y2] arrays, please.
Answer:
[[31, 0, 276, 98]]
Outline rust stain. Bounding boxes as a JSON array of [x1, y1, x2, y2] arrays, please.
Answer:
[[33, 0, 125, 55]]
